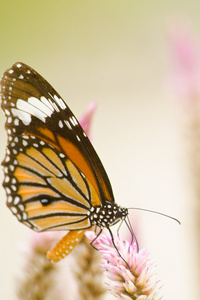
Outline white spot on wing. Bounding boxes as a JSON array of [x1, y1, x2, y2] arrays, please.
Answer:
[[72, 116, 78, 126], [7, 117, 12, 123], [28, 97, 53, 117], [22, 212, 27, 220], [5, 156, 10, 162], [5, 176, 9, 183], [40, 96, 54, 111], [22, 140, 28, 147], [59, 120, 63, 128], [13, 99, 50, 124], [5, 187, 11, 194], [11, 107, 31, 125], [70, 117, 75, 126], [7, 196, 12, 203], [18, 204, 24, 211], [5, 109, 10, 116], [14, 118, 19, 126], [11, 206, 17, 214], [11, 185, 17, 191], [54, 95, 67, 109], [64, 120, 72, 130], [50, 100, 60, 112], [76, 135, 81, 141]]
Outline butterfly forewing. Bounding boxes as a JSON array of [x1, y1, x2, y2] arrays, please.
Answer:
[[1, 62, 115, 233]]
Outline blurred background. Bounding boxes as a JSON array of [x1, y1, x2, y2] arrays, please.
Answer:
[[0, 1, 200, 299]]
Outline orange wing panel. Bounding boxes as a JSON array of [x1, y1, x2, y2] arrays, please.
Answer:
[[17, 152, 53, 177], [14, 167, 46, 185], [33, 215, 87, 230], [26, 148, 62, 177], [66, 160, 88, 198], [42, 148, 65, 172], [25, 201, 88, 218], [18, 185, 59, 202], [37, 127, 56, 143], [48, 177, 90, 208], [58, 136, 99, 197]]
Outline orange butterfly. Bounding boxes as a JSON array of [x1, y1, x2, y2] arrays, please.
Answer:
[[1, 62, 130, 262]]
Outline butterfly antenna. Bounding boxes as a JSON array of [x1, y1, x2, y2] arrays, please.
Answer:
[[128, 207, 181, 225]]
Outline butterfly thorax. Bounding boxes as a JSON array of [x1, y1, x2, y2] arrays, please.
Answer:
[[89, 201, 128, 228]]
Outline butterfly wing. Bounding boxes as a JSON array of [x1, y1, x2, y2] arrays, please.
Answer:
[[1, 62, 115, 234]]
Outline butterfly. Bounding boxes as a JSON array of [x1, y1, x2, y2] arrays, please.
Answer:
[[0, 62, 133, 263]]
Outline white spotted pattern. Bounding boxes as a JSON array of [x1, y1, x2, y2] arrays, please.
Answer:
[[59, 120, 64, 128], [54, 95, 67, 109]]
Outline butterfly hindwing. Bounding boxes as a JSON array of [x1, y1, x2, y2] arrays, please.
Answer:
[[3, 134, 98, 232]]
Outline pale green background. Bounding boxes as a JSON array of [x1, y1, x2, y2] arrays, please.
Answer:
[[0, 1, 199, 299]]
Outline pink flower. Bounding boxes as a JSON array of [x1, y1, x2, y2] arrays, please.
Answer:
[[79, 102, 97, 140], [167, 18, 200, 102], [86, 231, 162, 300]]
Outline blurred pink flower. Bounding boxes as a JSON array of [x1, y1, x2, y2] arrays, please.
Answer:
[[86, 231, 162, 300], [167, 19, 200, 102], [19, 230, 64, 259], [79, 102, 97, 140], [17, 230, 65, 300]]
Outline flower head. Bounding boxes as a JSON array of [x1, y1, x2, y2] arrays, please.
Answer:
[[17, 231, 64, 300], [86, 231, 162, 300], [72, 236, 106, 300]]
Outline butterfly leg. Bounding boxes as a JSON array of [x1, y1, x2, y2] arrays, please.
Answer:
[[47, 229, 86, 263], [107, 227, 130, 269], [90, 228, 103, 251]]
